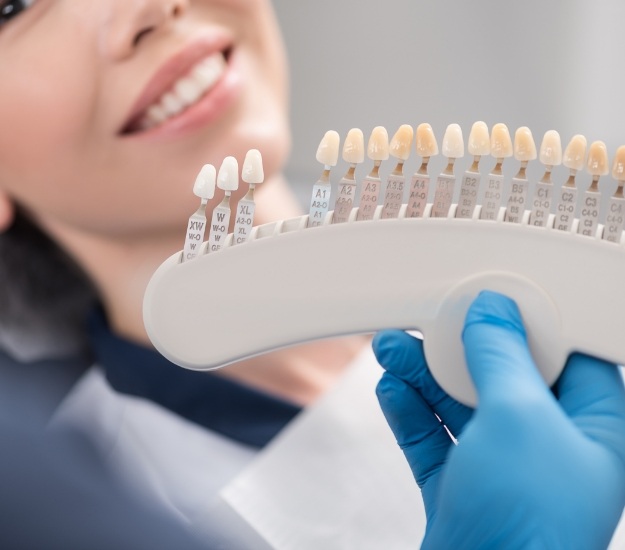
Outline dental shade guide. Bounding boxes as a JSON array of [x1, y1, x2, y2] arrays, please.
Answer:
[[356, 126, 389, 222], [554, 135, 587, 232], [144, 127, 625, 407], [406, 123, 438, 219], [505, 126, 536, 224], [579, 141, 609, 238], [480, 123, 513, 221], [431, 124, 464, 219], [308, 130, 339, 228], [456, 121, 489, 219], [333, 128, 365, 224], [381, 125, 413, 219], [182, 164, 215, 262], [207, 157, 238, 253]]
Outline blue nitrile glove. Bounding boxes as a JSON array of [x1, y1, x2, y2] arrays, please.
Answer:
[[373, 291, 625, 550]]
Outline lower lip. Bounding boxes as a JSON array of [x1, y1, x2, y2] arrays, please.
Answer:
[[123, 49, 243, 142]]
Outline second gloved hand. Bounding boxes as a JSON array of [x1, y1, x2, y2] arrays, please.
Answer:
[[374, 291, 625, 549]]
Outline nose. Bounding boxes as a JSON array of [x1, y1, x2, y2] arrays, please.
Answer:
[[99, 0, 189, 61]]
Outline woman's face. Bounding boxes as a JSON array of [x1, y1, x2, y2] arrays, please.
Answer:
[[0, 0, 290, 236]]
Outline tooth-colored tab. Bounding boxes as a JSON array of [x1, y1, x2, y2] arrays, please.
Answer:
[[514, 127, 537, 162], [468, 121, 490, 156], [563, 134, 587, 171], [539, 130, 563, 166], [390, 124, 414, 161], [342, 128, 365, 164], [367, 126, 390, 161], [415, 123, 439, 157], [193, 164, 217, 200], [587, 141, 609, 176], [442, 123, 464, 159], [612, 145, 625, 180], [242, 149, 264, 184], [316, 130, 340, 167], [217, 156, 239, 191], [490, 123, 513, 158]]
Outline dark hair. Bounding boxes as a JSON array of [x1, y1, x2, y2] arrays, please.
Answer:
[[0, 208, 97, 359]]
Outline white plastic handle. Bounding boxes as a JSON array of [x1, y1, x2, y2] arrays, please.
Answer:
[[143, 204, 625, 406]]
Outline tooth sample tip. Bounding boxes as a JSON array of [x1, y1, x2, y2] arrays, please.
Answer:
[[539, 130, 562, 166], [612, 145, 625, 181], [490, 123, 513, 159], [415, 123, 439, 158], [316, 130, 340, 167], [442, 123, 464, 159], [563, 134, 587, 171], [367, 126, 390, 161], [242, 149, 264, 184], [513, 127, 537, 162], [342, 128, 365, 164], [390, 124, 414, 161], [468, 121, 490, 156], [587, 141, 609, 176], [193, 164, 217, 200], [217, 156, 239, 191]]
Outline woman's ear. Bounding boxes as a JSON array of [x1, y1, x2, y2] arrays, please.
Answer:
[[0, 192, 15, 232]]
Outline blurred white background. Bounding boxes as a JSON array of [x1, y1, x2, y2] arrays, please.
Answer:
[[272, 0, 625, 207]]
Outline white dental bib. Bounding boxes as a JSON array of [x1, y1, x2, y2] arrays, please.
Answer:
[[51, 350, 625, 549]]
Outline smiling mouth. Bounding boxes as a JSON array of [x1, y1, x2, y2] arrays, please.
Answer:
[[121, 48, 232, 135]]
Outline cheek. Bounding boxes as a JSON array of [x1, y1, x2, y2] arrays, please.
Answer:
[[0, 45, 97, 214]]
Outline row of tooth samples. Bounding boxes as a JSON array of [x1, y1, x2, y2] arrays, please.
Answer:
[[310, 124, 625, 243], [183, 149, 264, 261]]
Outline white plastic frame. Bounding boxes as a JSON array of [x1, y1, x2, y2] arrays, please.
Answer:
[[143, 203, 625, 406]]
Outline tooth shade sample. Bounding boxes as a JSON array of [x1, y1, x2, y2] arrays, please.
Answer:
[[342, 128, 365, 164], [539, 130, 563, 166], [193, 164, 217, 200], [367, 126, 390, 161], [441, 123, 464, 159], [587, 141, 609, 176], [468, 121, 490, 156], [415, 123, 439, 157], [514, 127, 537, 162], [563, 134, 587, 171], [490, 123, 513, 158], [316, 130, 340, 166], [217, 156, 239, 191], [612, 145, 625, 180], [242, 149, 264, 184], [389, 124, 414, 161]]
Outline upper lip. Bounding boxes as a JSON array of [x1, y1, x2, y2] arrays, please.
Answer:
[[120, 32, 232, 134]]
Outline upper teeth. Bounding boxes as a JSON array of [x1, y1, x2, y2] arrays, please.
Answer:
[[139, 52, 226, 130]]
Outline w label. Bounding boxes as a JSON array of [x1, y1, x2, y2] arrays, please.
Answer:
[[208, 206, 231, 252]]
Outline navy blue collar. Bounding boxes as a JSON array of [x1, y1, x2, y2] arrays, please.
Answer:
[[88, 308, 301, 448]]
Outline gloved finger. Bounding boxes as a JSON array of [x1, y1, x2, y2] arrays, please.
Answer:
[[462, 291, 551, 407], [376, 371, 451, 517], [373, 330, 472, 438], [556, 353, 625, 460]]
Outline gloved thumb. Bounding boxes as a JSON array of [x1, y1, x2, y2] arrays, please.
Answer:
[[462, 291, 550, 406]]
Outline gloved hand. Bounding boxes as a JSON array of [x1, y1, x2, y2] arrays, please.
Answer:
[[373, 291, 625, 549]]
